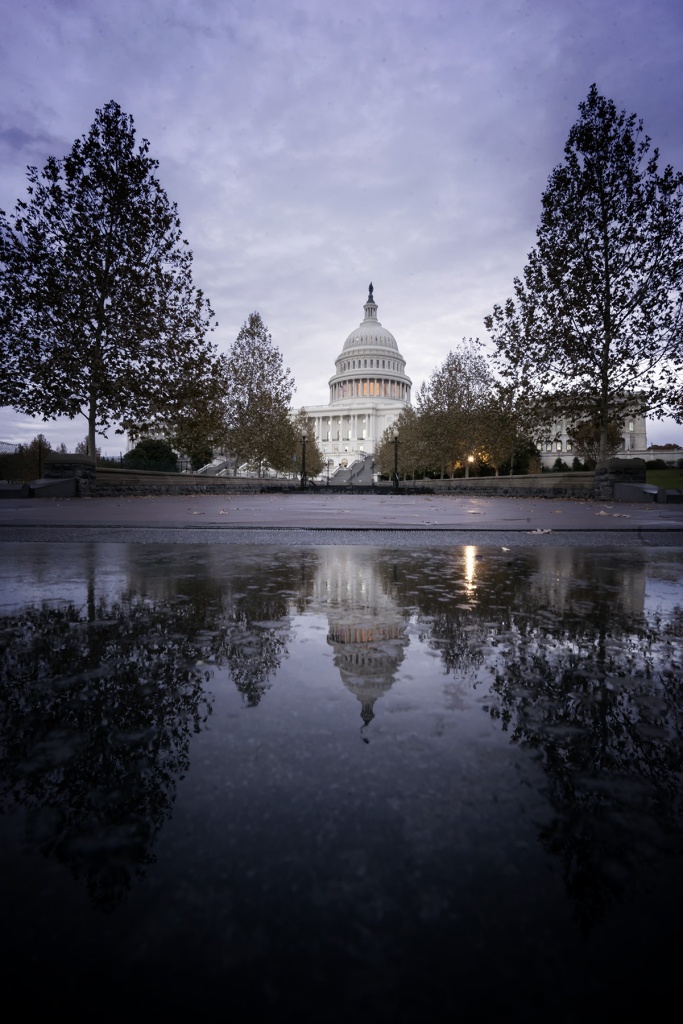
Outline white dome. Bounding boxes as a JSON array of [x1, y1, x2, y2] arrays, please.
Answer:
[[342, 321, 399, 353], [338, 284, 401, 357]]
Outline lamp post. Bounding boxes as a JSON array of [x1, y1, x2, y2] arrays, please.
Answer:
[[466, 454, 474, 479], [392, 429, 399, 494], [371, 459, 375, 489], [327, 458, 333, 486], [300, 430, 307, 490]]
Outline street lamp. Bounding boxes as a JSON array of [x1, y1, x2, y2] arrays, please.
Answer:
[[300, 430, 307, 490], [327, 458, 333, 486], [466, 454, 474, 479], [371, 459, 375, 489], [392, 428, 399, 494]]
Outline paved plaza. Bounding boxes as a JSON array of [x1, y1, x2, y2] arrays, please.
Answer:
[[1, 491, 682, 545]]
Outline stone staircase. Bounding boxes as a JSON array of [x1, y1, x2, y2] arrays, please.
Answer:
[[330, 454, 376, 486]]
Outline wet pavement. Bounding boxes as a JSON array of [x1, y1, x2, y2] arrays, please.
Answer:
[[1, 491, 682, 546], [1, 500, 682, 1020]]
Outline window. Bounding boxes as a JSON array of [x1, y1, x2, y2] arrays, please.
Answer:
[[566, 441, 573, 452], [556, 441, 562, 451], [382, 360, 385, 368], [546, 442, 552, 452], [364, 359, 367, 367], [628, 420, 634, 431]]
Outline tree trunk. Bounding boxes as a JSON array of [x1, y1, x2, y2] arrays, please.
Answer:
[[88, 392, 97, 457]]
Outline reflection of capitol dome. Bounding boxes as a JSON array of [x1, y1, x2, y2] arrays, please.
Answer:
[[328, 625, 407, 727], [302, 284, 412, 473], [310, 550, 409, 727]]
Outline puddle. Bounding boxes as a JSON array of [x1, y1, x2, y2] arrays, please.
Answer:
[[0, 542, 682, 1018]]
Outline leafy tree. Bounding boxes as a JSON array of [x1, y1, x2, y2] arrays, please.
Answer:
[[486, 85, 683, 464], [569, 418, 623, 464], [223, 312, 295, 476], [0, 101, 217, 457], [288, 408, 324, 479], [0, 433, 52, 482], [122, 438, 178, 472], [157, 392, 226, 471], [374, 406, 425, 480], [552, 457, 570, 472], [75, 437, 102, 458], [478, 380, 552, 476], [416, 340, 495, 477]]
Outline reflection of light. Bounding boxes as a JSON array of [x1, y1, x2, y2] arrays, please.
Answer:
[[467, 455, 475, 463], [464, 545, 477, 592]]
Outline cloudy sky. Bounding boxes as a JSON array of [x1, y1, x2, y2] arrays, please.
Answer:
[[2, 0, 682, 453]]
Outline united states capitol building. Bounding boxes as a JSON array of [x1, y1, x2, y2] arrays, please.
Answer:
[[302, 284, 412, 475], [302, 284, 652, 475]]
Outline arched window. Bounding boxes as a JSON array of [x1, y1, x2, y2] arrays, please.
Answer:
[[364, 359, 367, 367]]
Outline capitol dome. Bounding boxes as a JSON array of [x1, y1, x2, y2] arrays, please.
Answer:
[[328, 284, 411, 404], [342, 307, 399, 352]]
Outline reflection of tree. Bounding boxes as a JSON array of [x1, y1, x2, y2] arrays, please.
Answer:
[[372, 550, 502, 678], [0, 547, 320, 906], [123, 547, 319, 708], [484, 603, 683, 933], [218, 612, 289, 707], [212, 552, 318, 706], [0, 596, 213, 910], [370, 546, 683, 931]]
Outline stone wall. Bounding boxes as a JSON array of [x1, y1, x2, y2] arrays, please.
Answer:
[[89, 467, 598, 498], [92, 467, 301, 496], [44, 460, 673, 502], [594, 458, 646, 501], [418, 472, 596, 499], [44, 454, 96, 496]]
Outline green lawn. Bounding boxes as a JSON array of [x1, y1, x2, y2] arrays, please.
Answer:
[[646, 468, 683, 489]]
